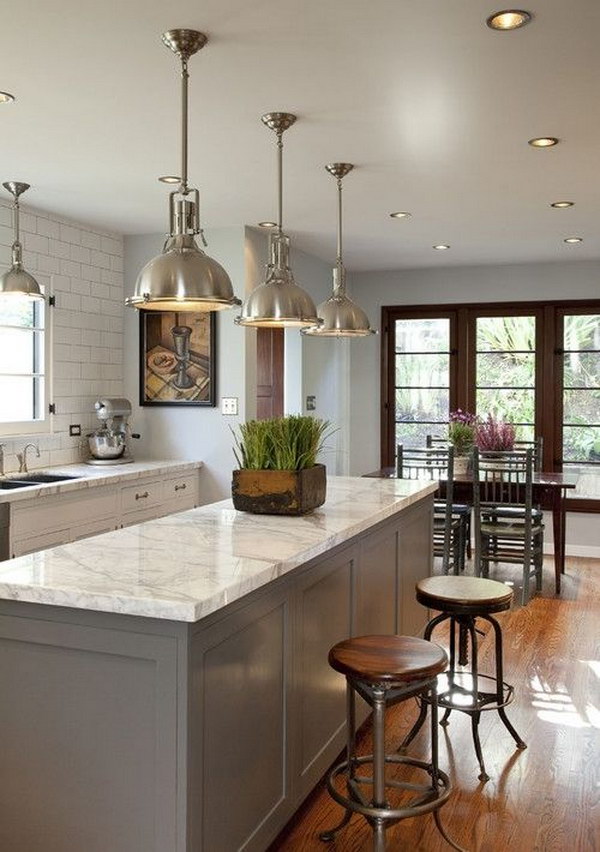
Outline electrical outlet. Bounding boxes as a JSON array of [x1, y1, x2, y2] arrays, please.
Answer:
[[69, 424, 81, 436], [221, 397, 239, 416], [306, 395, 316, 411]]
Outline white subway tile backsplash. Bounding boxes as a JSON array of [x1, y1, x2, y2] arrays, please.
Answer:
[[81, 230, 102, 250], [23, 232, 49, 255], [49, 239, 71, 259], [101, 236, 121, 256], [37, 217, 61, 239], [60, 224, 82, 245], [90, 249, 111, 269], [59, 258, 81, 278], [0, 199, 124, 467], [70, 244, 91, 264]]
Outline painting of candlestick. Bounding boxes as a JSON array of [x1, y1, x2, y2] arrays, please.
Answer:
[[139, 310, 216, 406]]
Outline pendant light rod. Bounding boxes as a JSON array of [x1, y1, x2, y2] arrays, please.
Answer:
[[180, 56, 189, 192], [325, 163, 353, 291], [161, 29, 208, 195], [262, 113, 296, 234]]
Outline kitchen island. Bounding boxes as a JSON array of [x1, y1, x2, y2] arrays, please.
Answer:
[[0, 476, 436, 852]]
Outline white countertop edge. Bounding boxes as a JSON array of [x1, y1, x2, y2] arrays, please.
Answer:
[[0, 460, 203, 504]]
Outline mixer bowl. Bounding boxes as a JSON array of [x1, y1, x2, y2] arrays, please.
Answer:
[[88, 434, 125, 460]]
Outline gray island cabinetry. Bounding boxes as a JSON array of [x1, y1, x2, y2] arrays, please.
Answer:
[[0, 476, 435, 852]]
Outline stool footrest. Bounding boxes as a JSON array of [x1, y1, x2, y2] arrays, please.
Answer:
[[325, 753, 451, 824], [422, 671, 516, 713]]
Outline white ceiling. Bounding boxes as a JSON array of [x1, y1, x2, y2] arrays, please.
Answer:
[[1, 0, 599, 271]]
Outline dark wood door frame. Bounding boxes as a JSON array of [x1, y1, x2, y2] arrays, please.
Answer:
[[256, 328, 285, 420]]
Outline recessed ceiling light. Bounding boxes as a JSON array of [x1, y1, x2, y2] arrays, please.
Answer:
[[158, 175, 180, 184], [564, 237, 583, 244], [486, 10, 532, 30], [551, 201, 574, 208], [528, 137, 559, 148], [390, 211, 411, 219], [433, 244, 450, 251], [0, 91, 15, 103], [257, 221, 277, 228]]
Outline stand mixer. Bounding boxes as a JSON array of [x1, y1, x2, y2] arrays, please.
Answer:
[[86, 398, 139, 465]]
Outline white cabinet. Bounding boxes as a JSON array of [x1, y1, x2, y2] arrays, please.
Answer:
[[8, 470, 201, 559]]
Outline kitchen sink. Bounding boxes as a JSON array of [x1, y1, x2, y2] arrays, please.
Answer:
[[0, 480, 39, 489], [14, 473, 81, 483]]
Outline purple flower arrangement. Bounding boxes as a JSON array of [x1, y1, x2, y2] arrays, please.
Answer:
[[474, 414, 516, 452]]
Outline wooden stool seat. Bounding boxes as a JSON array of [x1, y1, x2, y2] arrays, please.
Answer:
[[328, 634, 447, 684], [416, 575, 513, 615]]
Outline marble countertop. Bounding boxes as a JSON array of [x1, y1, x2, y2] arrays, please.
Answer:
[[0, 459, 203, 504], [0, 476, 436, 622]]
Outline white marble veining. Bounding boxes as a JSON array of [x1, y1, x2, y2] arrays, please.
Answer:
[[0, 476, 436, 622], [0, 460, 203, 504]]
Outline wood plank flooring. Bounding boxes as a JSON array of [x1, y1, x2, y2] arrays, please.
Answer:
[[269, 557, 600, 852]]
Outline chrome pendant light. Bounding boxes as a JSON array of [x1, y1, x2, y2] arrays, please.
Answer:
[[0, 182, 44, 300], [302, 164, 375, 337], [236, 113, 321, 328], [126, 29, 240, 312]]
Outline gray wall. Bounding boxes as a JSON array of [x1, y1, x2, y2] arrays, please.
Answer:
[[347, 258, 600, 554]]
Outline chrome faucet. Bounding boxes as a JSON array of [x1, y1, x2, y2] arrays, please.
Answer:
[[17, 442, 40, 474]]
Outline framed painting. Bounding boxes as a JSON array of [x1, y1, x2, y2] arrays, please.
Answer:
[[139, 310, 217, 406]]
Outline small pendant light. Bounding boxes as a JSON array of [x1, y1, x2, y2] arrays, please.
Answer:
[[126, 29, 240, 312], [302, 164, 375, 337], [0, 182, 44, 300], [236, 113, 321, 328]]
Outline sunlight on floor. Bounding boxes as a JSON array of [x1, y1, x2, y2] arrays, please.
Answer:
[[529, 670, 599, 729]]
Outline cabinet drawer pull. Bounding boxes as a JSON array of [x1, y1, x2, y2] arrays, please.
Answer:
[[174, 483, 187, 492], [135, 491, 149, 500]]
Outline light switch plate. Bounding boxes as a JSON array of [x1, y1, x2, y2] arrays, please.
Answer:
[[221, 397, 239, 416], [306, 395, 316, 411]]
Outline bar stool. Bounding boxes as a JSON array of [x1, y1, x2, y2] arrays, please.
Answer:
[[400, 576, 526, 782], [319, 635, 465, 852]]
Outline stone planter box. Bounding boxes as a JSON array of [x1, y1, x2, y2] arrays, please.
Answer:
[[231, 464, 326, 515]]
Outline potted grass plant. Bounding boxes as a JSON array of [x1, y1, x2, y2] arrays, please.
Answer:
[[231, 415, 331, 515], [448, 410, 477, 474]]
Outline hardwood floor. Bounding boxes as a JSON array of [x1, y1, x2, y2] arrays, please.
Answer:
[[269, 557, 600, 851]]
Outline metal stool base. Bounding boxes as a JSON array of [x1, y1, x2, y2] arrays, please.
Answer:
[[400, 611, 526, 782]]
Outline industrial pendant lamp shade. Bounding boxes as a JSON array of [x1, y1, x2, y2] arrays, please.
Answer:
[[302, 164, 375, 337], [236, 113, 321, 329], [126, 29, 240, 312], [0, 182, 44, 300]]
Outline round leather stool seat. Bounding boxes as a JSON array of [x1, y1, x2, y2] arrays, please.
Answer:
[[416, 575, 513, 615], [328, 634, 448, 684]]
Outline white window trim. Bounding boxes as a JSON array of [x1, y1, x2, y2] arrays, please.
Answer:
[[0, 286, 54, 438]]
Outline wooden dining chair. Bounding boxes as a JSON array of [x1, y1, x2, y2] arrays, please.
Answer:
[[472, 447, 544, 604], [396, 444, 463, 574], [427, 434, 472, 563], [513, 436, 544, 472]]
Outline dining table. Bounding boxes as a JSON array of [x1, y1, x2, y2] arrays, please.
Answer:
[[363, 468, 579, 594]]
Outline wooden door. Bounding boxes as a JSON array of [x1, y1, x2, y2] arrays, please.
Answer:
[[257, 328, 284, 419]]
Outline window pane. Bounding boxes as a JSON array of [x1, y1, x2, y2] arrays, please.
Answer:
[[0, 376, 35, 422], [563, 352, 600, 388], [476, 316, 535, 351], [396, 388, 449, 423], [395, 353, 449, 387], [563, 389, 600, 425], [477, 352, 535, 388], [0, 296, 35, 328], [476, 387, 535, 426], [563, 425, 600, 463], [563, 315, 600, 351], [396, 422, 440, 450], [395, 318, 449, 352], [565, 464, 600, 500], [0, 327, 36, 374]]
